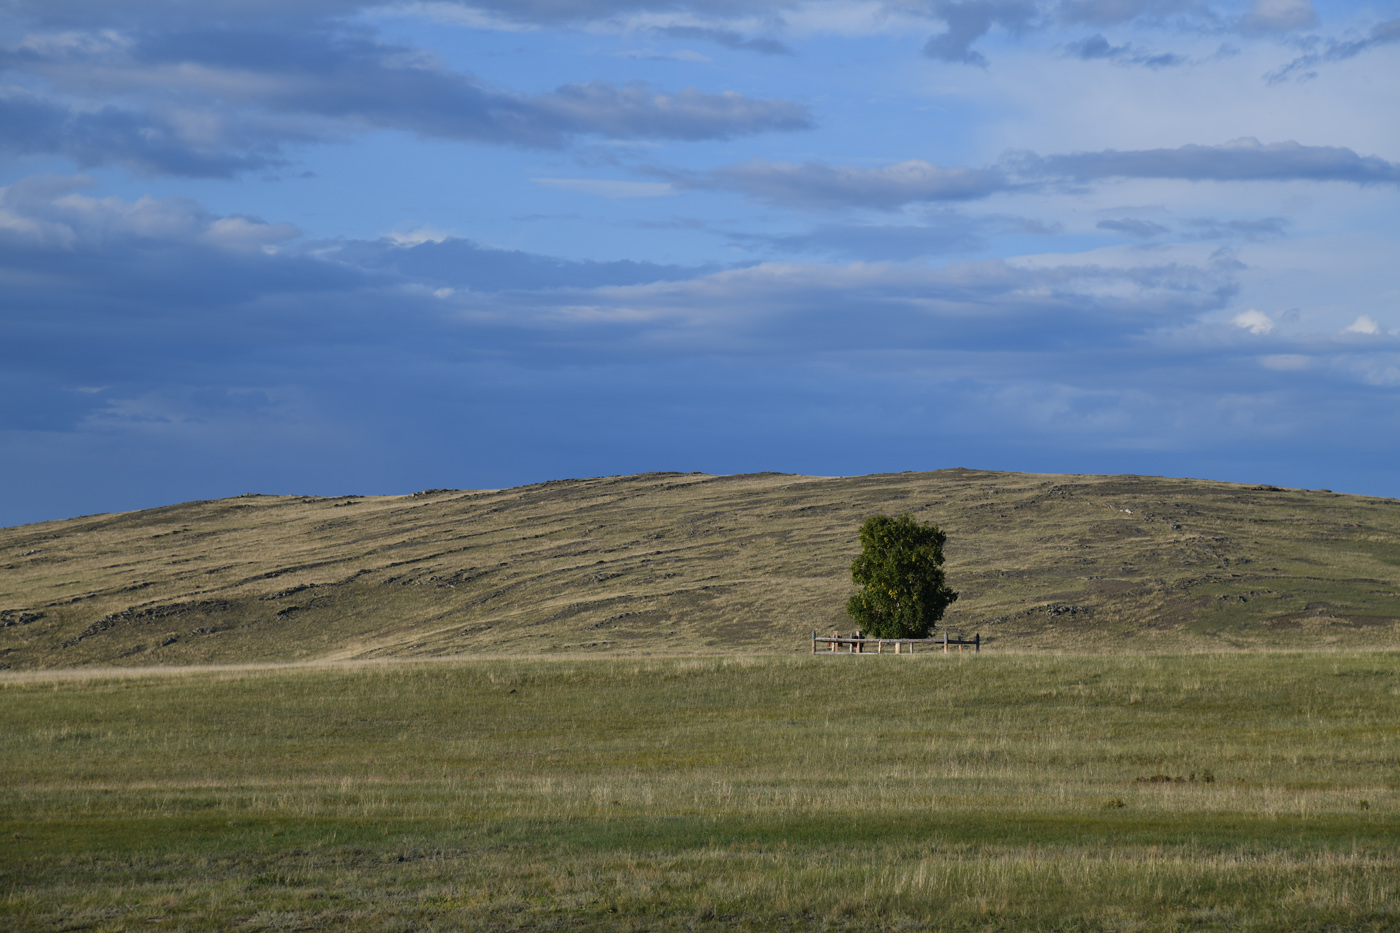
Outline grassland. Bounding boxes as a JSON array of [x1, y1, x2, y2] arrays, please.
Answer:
[[4, 470, 1398, 927], [3, 653, 1398, 931], [3, 469, 1400, 669]]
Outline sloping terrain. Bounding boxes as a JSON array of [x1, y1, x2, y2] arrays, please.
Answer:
[[2, 469, 1399, 668]]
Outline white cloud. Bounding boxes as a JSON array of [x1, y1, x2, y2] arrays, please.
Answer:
[[1232, 309, 1275, 334], [1343, 315, 1381, 335]]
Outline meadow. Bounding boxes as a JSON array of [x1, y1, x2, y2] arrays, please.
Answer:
[[4, 651, 1398, 931]]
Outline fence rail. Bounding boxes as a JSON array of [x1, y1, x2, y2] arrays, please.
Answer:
[[812, 630, 979, 654]]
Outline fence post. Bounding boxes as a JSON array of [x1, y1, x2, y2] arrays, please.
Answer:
[[975, 633, 980, 653], [943, 630, 948, 653], [812, 629, 817, 654]]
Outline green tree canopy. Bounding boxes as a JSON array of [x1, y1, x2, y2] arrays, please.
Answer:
[[846, 513, 958, 639]]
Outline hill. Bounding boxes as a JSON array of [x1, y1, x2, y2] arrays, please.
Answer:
[[2, 469, 1398, 668]]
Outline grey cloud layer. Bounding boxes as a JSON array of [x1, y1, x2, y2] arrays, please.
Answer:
[[0, 0, 1252, 32], [1064, 33, 1184, 66], [119, 25, 810, 142], [1097, 217, 1169, 238], [2, 0, 798, 28], [1029, 139, 1400, 185], [7, 0, 1326, 71], [0, 175, 1328, 471], [0, 19, 811, 176], [919, 0, 1321, 67], [672, 140, 1399, 212], [1187, 216, 1287, 240], [0, 89, 285, 177], [1268, 16, 1400, 82], [329, 237, 713, 292], [667, 159, 1011, 208], [0, 175, 1240, 361], [7, 173, 1396, 524], [1057, 0, 1216, 27], [1095, 215, 1287, 241], [922, 0, 1038, 65]]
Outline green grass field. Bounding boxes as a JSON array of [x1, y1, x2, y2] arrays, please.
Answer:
[[5, 652, 1398, 931]]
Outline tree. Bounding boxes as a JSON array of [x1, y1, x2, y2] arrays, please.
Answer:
[[846, 513, 958, 639]]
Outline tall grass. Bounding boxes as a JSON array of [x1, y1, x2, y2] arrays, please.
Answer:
[[3, 652, 1398, 930]]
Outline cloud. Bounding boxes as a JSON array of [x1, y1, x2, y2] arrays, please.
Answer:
[[670, 158, 1010, 209], [399, 1, 801, 29], [9, 172, 1400, 523], [0, 180, 363, 445], [0, 172, 1244, 359], [1186, 216, 1288, 241], [1232, 309, 1275, 334], [0, 20, 812, 176], [922, 0, 1039, 66], [726, 212, 1058, 261], [1097, 217, 1169, 238], [1268, 16, 1400, 82], [656, 139, 1397, 216], [652, 25, 792, 55], [1064, 33, 1185, 67], [0, 89, 288, 178], [1343, 315, 1380, 335], [532, 81, 811, 142], [326, 232, 710, 292], [1241, 0, 1315, 33], [0, 174, 300, 254], [1057, 0, 1215, 27], [1031, 138, 1400, 186]]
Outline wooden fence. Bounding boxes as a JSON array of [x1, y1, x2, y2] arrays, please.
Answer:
[[812, 630, 980, 654]]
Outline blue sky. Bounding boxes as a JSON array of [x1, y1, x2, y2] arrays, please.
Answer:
[[1, 0, 1397, 525]]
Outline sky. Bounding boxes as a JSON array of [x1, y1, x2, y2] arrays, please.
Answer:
[[1, 0, 1398, 526]]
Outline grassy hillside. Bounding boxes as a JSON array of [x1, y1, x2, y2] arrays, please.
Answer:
[[2, 469, 1399, 668]]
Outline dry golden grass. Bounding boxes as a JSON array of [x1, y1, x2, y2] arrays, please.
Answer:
[[2, 469, 1398, 669]]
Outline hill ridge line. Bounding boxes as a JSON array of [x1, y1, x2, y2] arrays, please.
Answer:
[[3, 469, 1398, 668]]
